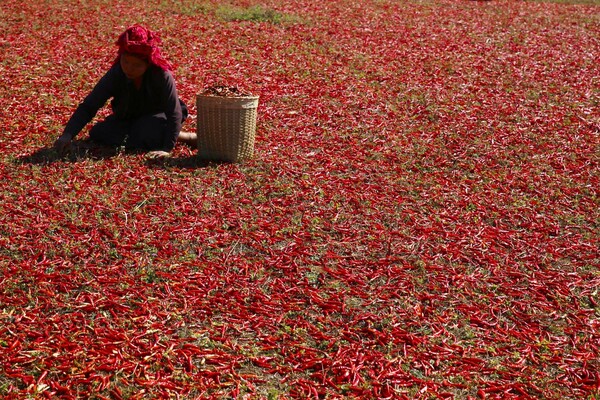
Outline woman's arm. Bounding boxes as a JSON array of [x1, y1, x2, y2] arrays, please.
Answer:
[[157, 70, 183, 152], [57, 65, 119, 143]]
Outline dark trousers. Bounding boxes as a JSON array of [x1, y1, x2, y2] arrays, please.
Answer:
[[89, 113, 167, 150]]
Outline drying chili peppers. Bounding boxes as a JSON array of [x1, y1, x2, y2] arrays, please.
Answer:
[[0, 0, 598, 398]]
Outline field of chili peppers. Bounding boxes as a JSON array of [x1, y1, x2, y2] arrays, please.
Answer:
[[1, 0, 599, 398]]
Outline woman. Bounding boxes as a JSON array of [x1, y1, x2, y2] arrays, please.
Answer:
[[54, 24, 196, 158]]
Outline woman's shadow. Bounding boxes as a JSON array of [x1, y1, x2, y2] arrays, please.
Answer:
[[16, 140, 119, 165]]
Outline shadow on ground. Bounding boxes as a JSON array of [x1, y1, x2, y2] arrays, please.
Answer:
[[16, 140, 222, 169], [16, 140, 119, 165], [145, 155, 219, 169]]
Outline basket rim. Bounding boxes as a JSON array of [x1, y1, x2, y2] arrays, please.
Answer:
[[197, 94, 259, 99]]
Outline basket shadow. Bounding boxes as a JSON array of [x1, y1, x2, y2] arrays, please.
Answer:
[[145, 155, 224, 169]]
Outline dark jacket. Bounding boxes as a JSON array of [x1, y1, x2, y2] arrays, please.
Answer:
[[62, 63, 186, 151]]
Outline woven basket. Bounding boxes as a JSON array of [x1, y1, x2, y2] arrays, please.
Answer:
[[196, 94, 259, 162]]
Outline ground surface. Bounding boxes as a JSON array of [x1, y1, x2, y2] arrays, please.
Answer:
[[0, 0, 598, 398]]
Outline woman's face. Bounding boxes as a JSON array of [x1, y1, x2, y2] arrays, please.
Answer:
[[120, 52, 149, 80]]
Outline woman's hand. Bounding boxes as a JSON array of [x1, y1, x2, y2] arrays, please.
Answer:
[[146, 150, 171, 159], [53, 135, 72, 153]]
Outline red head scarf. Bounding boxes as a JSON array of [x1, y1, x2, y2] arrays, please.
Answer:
[[115, 24, 172, 71]]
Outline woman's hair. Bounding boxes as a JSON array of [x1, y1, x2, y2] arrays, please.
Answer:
[[115, 24, 172, 71]]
